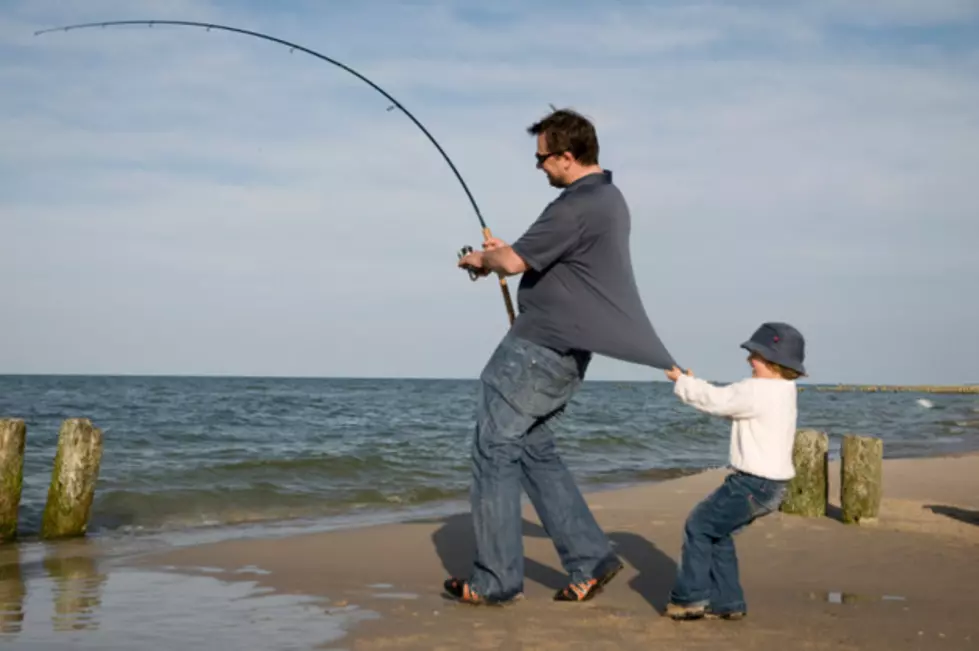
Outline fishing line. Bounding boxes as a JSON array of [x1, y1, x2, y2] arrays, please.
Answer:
[[35, 19, 517, 324]]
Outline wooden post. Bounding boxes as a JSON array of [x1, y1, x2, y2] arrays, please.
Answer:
[[0, 419, 27, 543], [780, 429, 828, 517], [840, 434, 883, 524], [41, 419, 104, 540]]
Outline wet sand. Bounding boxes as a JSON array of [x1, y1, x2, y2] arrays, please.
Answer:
[[124, 453, 979, 650]]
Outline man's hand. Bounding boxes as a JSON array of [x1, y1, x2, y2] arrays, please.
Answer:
[[459, 235, 528, 277], [482, 237, 507, 251], [458, 250, 490, 278], [665, 366, 693, 382]]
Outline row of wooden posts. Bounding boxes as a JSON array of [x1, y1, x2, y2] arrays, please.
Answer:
[[781, 429, 883, 523], [1, 417, 104, 543], [0, 417, 880, 544]]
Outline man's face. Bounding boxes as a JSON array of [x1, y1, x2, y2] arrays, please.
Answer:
[[535, 133, 570, 188]]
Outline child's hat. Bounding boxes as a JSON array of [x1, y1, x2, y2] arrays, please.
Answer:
[[741, 322, 806, 375]]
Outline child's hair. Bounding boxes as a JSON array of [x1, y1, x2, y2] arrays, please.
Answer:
[[751, 352, 803, 380]]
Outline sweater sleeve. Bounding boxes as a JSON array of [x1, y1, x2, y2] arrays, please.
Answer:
[[673, 376, 758, 419]]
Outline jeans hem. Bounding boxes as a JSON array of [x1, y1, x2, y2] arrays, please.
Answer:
[[468, 576, 524, 603], [668, 595, 709, 608], [575, 552, 621, 582]]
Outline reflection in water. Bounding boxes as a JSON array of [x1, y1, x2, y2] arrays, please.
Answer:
[[0, 542, 378, 650], [0, 547, 26, 635], [43, 554, 107, 632]]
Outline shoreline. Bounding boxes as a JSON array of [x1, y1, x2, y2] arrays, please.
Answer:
[[8, 466, 714, 551], [121, 451, 979, 650], [8, 445, 979, 550], [45, 445, 979, 547]]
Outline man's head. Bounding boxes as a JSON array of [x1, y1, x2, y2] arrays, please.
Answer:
[[526, 108, 601, 188]]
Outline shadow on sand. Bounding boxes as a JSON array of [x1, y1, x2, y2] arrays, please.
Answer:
[[825, 504, 845, 522], [925, 504, 979, 526], [428, 513, 677, 614]]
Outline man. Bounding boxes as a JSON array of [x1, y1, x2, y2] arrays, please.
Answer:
[[446, 108, 679, 606]]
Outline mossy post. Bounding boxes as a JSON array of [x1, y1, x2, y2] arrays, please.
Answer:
[[41, 418, 104, 540], [780, 429, 828, 517], [0, 419, 27, 543], [840, 433, 883, 524]]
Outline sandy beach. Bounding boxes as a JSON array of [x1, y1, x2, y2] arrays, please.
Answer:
[[124, 452, 979, 650]]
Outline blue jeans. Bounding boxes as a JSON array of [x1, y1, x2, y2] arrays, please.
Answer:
[[669, 471, 787, 615], [467, 332, 617, 601]]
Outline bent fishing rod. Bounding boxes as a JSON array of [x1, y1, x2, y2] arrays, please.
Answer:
[[34, 19, 517, 325]]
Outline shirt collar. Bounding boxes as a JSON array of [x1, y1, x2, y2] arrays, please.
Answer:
[[565, 169, 612, 191]]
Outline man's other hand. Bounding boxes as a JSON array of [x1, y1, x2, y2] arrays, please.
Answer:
[[482, 237, 507, 251]]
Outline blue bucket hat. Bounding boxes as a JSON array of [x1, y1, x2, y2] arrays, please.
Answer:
[[740, 322, 806, 375]]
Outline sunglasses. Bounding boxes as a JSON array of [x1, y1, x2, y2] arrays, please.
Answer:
[[535, 150, 566, 167]]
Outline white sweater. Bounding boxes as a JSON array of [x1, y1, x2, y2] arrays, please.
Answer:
[[674, 375, 798, 481]]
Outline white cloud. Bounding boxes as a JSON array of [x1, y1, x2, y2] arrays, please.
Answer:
[[2, 0, 978, 383]]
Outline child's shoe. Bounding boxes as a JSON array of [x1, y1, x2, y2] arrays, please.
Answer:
[[665, 602, 706, 620], [704, 608, 746, 621]]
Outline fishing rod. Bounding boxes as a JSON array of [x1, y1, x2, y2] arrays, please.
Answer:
[[34, 19, 517, 325]]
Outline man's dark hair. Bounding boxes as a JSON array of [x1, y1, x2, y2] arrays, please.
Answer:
[[527, 108, 599, 166]]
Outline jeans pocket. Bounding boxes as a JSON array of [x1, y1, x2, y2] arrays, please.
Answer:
[[481, 339, 533, 399], [529, 348, 578, 402], [746, 494, 771, 518], [747, 482, 787, 516], [480, 337, 580, 419]]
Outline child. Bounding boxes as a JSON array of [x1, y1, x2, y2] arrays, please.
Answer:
[[663, 322, 806, 621]]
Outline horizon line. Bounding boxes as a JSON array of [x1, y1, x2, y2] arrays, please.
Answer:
[[1, 372, 975, 387]]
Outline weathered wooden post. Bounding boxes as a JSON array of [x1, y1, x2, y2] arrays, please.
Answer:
[[780, 429, 829, 517], [840, 433, 883, 524], [0, 419, 27, 543], [41, 418, 104, 540]]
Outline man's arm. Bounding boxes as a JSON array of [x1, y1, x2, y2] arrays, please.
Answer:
[[457, 200, 581, 278], [482, 245, 529, 276]]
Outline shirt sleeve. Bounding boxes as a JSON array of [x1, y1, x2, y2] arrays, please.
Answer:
[[510, 199, 582, 271], [673, 376, 759, 419]]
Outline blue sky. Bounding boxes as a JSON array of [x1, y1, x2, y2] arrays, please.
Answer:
[[1, 0, 977, 384]]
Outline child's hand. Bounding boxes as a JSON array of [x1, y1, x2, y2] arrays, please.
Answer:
[[665, 366, 693, 382]]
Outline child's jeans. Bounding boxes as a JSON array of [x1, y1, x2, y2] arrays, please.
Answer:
[[669, 470, 788, 615]]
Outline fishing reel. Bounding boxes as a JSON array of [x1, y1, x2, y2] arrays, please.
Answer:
[[457, 245, 480, 281]]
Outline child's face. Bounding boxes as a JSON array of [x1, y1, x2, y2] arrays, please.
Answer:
[[747, 352, 780, 379]]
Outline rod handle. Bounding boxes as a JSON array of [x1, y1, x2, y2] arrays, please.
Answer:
[[482, 227, 516, 325]]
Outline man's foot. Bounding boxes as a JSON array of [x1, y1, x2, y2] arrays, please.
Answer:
[[442, 577, 523, 606], [553, 555, 625, 602], [666, 602, 707, 620]]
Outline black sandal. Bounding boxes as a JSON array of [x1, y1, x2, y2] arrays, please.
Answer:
[[553, 556, 624, 602]]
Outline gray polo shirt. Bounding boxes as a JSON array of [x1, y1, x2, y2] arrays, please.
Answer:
[[509, 170, 677, 370]]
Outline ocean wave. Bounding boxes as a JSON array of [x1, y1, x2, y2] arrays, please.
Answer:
[[80, 483, 466, 534]]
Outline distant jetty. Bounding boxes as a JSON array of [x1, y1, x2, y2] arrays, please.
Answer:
[[802, 384, 979, 394]]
